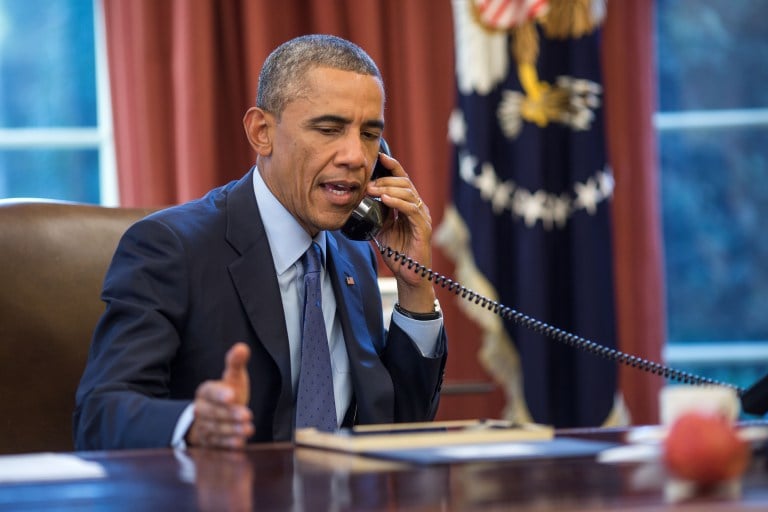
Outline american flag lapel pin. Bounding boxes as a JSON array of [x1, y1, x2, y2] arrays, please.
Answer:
[[345, 275, 355, 286]]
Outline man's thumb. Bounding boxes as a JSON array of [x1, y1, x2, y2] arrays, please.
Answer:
[[222, 342, 250, 405]]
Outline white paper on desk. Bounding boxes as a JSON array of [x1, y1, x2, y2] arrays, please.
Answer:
[[0, 453, 106, 483]]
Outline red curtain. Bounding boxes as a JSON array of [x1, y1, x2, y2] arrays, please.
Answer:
[[103, 0, 663, 424], [602, 1, 665, 424], [103, 0, 456, 211]]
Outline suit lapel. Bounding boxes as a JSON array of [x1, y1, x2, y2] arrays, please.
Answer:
[[326, 234, 394, 423], [224, 169, 294, 440]]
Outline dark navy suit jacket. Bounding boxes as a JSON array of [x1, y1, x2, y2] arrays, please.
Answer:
[[74, 169, 446, 450]]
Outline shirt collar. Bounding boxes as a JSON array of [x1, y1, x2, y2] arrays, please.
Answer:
[[252, 167, 326, 274]]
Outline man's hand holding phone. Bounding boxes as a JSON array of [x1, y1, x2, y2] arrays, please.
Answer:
[[368, 152, 438, 315]]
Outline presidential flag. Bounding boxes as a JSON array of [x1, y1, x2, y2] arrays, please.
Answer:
[[437, 0, 624, 427]]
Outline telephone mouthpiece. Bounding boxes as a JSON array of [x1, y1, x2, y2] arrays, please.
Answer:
[[340, 197, 388, 241]]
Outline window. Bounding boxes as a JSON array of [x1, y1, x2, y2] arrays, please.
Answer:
[[656, 0, 768, 398], [0, 0, 116, 205]]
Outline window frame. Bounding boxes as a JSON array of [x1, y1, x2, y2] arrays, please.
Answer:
[[0, 0, 117, 206]]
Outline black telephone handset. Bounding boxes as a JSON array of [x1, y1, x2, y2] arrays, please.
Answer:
[[341, 138, 393, 241]]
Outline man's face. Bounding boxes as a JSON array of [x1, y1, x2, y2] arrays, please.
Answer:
[[260, 67, 385, 236]]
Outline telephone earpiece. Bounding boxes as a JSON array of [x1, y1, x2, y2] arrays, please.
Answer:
[[341, 138, 393, 241]]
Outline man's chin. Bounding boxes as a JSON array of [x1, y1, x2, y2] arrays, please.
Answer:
[[315, 212, 353, 233]]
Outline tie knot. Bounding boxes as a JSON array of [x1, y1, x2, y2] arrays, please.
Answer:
[[303, 242, 323, 275]]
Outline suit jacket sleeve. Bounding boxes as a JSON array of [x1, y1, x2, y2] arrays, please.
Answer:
[[73, 218, 192, 450], [384, 321, 447, 422]]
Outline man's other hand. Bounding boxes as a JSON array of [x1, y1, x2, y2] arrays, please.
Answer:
[[186, 342, 254, 449]]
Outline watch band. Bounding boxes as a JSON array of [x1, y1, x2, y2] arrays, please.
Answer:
[[394, 299, 442, 321]]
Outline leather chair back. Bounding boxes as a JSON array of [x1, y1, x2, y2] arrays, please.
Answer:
[[0, 200, 154, 454]]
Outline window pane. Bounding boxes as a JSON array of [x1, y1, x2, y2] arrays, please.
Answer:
[[0, 0, 97, 127], [672, 363, 766, 399], [660, 126, 768, 342], [0, 149, 100, 203], [657, 0, 768, 111]]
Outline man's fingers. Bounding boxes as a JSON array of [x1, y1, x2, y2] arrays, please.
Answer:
[[198, 432, 250, 450], [222, 342, 251, 406], [187, 417, 253, 449], [194, 393, 252, 423], [193, 412, 254, 437], [196, 380, 235, 404], [188, 394, 254, 449]]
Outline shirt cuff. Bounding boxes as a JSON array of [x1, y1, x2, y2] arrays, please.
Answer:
[[171, 403, 195, 449], [391, 310, 443, 357]]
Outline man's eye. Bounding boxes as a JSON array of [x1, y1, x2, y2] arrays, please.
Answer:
[[317, 126, 341, 135], [362, 132, 381, 141]]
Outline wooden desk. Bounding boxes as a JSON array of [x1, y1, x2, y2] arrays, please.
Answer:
[[1, 427, 766, 511]]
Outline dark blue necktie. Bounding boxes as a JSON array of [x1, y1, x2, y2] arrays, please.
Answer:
[[295, 242, 337, 432]]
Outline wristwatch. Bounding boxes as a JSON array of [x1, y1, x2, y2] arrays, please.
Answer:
[[394, 299, 442, 320]]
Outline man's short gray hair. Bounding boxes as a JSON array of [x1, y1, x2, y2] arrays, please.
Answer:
[[256, 34, 383, 117]]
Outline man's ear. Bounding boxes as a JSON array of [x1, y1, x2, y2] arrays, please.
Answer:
[[243, 107, 273, 156]]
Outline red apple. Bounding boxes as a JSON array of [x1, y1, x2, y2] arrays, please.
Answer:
[[663, 411, 750, 485]]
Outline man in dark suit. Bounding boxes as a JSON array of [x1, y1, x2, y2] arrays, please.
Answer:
[[74, 34, 447, 450]]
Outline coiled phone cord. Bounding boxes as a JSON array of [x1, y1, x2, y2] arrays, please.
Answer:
[[374, 240, 745, 396]]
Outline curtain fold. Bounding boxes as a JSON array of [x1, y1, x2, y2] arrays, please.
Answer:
[[104, 1, 177, 205], [103, 0, 664, 424], [602, 1, 665, 424]]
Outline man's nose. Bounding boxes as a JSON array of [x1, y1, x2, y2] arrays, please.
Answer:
[[336, 135, 368, 170]]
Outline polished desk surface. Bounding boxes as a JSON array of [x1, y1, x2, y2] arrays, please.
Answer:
[[1, 426, 767, 511]]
